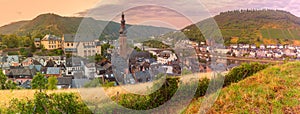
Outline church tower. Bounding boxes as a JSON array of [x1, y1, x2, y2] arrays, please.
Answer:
[[119, 12, 127, 58]]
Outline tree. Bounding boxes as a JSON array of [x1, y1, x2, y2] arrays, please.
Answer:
[[30, 42, 36, 52], [0, 69, 7, 89], [5, 80, 17, 89], [31, 73, 47, 92], [47, 76, 58, 90], [0, 69, 17, 90], [7, 92, 92, 114], [101, 43, 111, 55]]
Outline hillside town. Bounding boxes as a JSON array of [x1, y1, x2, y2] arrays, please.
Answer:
[[1, 12, 300, 90], [2, 12, 300, 89], [0, 13, 186, 89]]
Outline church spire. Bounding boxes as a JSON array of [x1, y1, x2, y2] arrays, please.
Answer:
[[119, 12, 126, 35]]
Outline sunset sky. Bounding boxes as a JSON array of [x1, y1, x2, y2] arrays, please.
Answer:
[[1, 0, 300, 29]]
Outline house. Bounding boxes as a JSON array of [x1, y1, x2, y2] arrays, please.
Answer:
[[43, 67, 61, 77], [271, 45, 277, 49], [41, 34, 62, 50], [1, 55, 19, 68], [62, 34, 101, 57], [104, 73, 116, 82], [57, 77, 72, 89], [278, 45, 284, 49], [45, 59, 57, 67], [34, 38, 41, 48], [134, 71, 151, 83], [274, 52, 283, 58], [83, 62, 96, 79], [65, 57, 83, 76], [260, 44, 265, 49], [157, 50, 177, 64], [19, 80, 31, 89], [95, 62, 112, 78], [123, 74, 136, 84], [5, 67, 37, 84], [21, 58, 43, 66], [216, 49, 230, 54], [250, 45, 256, 49]]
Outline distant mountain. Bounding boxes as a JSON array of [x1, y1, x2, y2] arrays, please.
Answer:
[[0, 13, 174, 39], [0, 21, 29, 34], [161, 9, 300, 45]]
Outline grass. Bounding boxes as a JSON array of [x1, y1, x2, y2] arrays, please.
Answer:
[[184, 62, 300, 113], [260, 28, 300, 40], [0, 89, 78, 108], [0, 72, 215, 112], [290, 29, 300, 40]]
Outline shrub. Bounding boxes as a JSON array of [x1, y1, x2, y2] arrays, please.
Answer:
[[7, 51, 19, 55], [194, 78, 210, 98], [224, 62, 269, 86], [7, 92, 92, 114], [111, 78, 179, 110]]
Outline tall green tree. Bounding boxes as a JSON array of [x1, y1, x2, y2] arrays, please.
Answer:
[[0, 69, 7, 89], [47, 76, 58, 90], [31, 73, 47, 92]]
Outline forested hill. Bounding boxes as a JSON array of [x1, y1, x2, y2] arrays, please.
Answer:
[[166, 9, 300, 45], [0, 13, 174, 39]]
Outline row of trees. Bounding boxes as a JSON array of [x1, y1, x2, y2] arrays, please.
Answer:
[[0, 70, 58, 90], [0, 34, 34, 49]]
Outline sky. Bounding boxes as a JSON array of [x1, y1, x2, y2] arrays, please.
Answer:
[[1, 0, 300, 29]]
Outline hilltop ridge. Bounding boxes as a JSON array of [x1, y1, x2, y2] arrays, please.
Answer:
[[162, 9, 300, 45], [0, 13, 174, 39]]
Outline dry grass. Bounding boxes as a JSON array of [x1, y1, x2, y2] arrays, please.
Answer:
[[0, 89, 78, 108], [0, 72, 224, 110], [79, 72, 216, 105]]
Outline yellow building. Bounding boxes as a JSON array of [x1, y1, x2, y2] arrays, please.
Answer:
[[62, 34, 101, 57], [41, 34, 62, 50]]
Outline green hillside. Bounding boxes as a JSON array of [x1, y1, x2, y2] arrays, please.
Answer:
[[0, 13, 174, 39], [185, 62, 300, 113], [165, 9, 300, 45], [0, 21, 29, 34]]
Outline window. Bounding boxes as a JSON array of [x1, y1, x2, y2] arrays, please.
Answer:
[[67, 43, 69, 46], [71, 43, 73, 46]]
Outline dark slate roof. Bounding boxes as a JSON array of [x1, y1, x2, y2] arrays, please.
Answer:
[[46, 67, 60, 75], [66, 57, 82, 67], [57, 77, 72, 85], [20, 80, 31, 89], [32, 60, 43, 66], [45, 60, 56, 67], [63, 34, 97, 42], [134, 71, 151, 82], [29, 65, 42, 72], [6, 68, 36, 77], [42, 34, 61, 41], [6, 55, 19, 63], [34, 38, 41, 42], [65, 48, 77, 52]]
